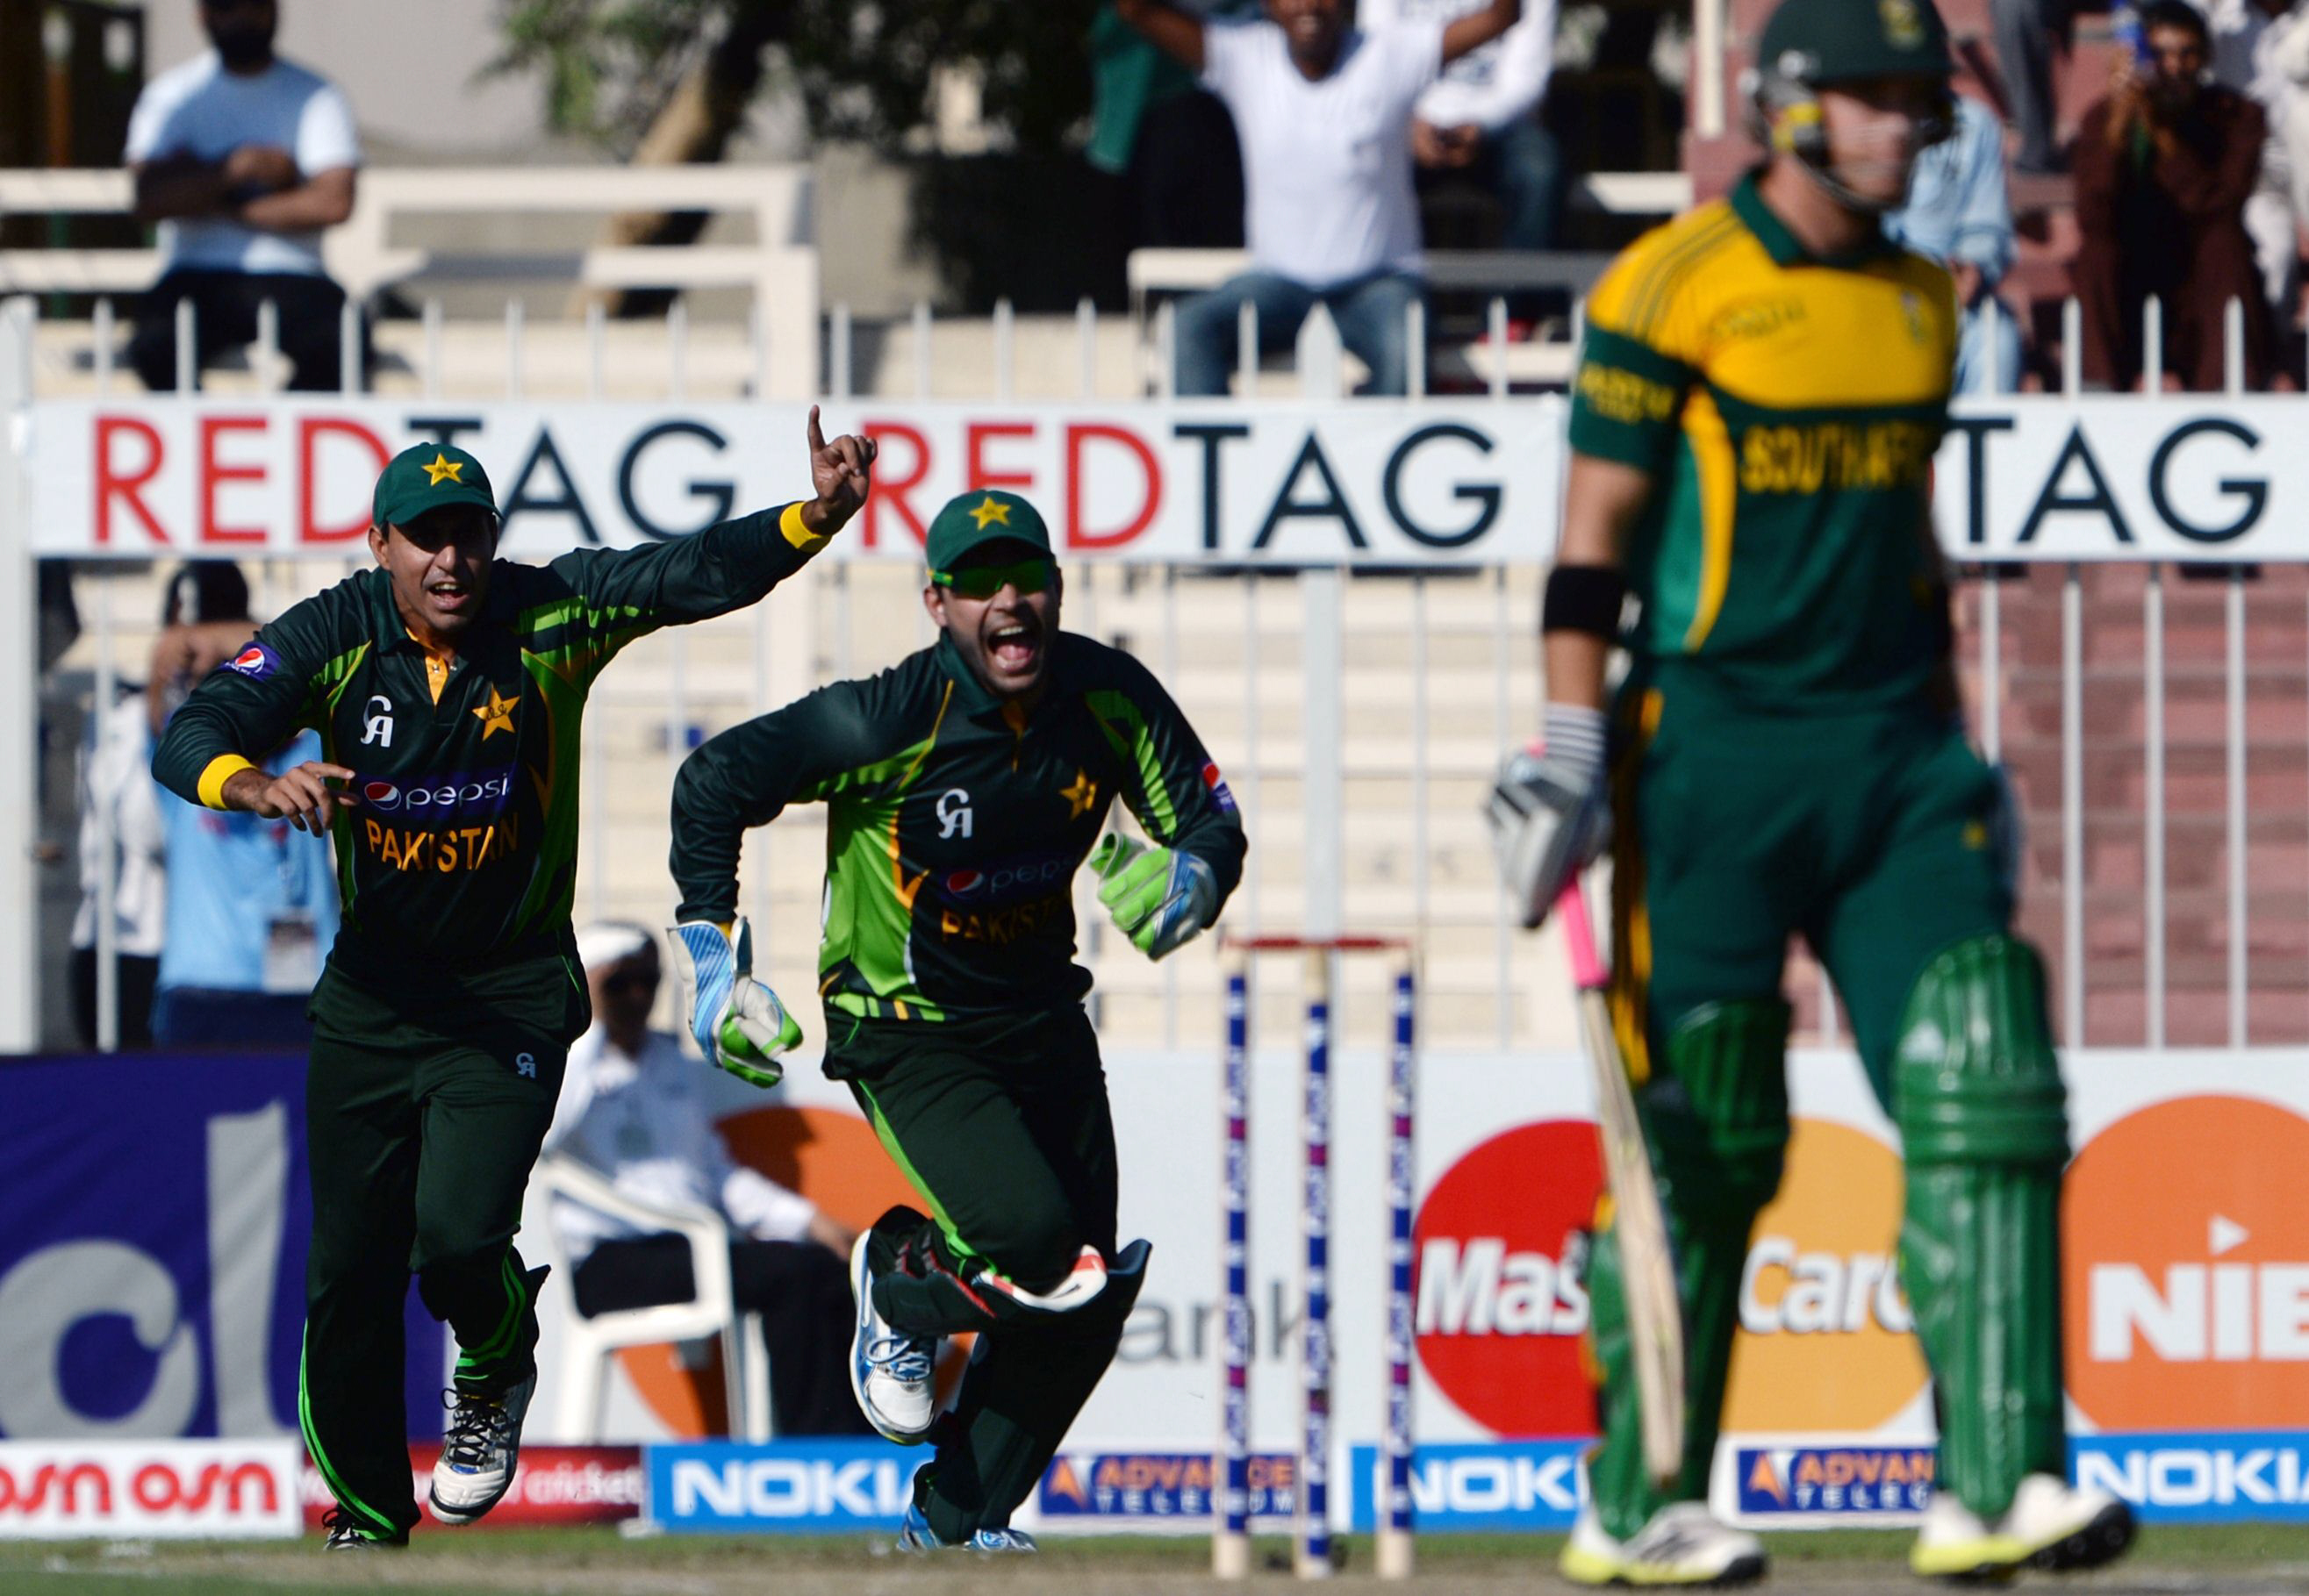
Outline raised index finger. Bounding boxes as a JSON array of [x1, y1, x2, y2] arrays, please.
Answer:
[[807, 404, 827, 454]]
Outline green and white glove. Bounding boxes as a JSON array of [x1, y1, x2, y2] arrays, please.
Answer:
[[1090, 834, 1217, 961], [666, 916, 803, 1088]]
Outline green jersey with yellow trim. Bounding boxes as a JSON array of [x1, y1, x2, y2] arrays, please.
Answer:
[[1568, 175, 1958, 712], [671, 632, 1247, 1025], [151, 507, 825, 979]]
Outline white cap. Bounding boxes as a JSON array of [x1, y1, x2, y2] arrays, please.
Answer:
[[575, 921, 655, 974]]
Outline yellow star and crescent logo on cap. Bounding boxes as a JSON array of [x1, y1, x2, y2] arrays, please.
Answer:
[[969, 495, 1012, 530], [1062, 769, 1098, 820], [472, 686, 518, 739], [423, 452, 465, 486]]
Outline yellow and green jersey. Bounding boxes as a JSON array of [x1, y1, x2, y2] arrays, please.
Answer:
[[151, 507, 827, 984], [1569, 173, 1957, 712], [670, 633, 1247, 1027]]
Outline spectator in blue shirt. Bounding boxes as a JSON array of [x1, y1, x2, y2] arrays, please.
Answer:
[[1888, 93, 2025, 394], [153, 686, 340, 1048]]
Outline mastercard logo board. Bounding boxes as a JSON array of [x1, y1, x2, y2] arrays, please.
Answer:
[[1723, 1119, 1927, 1433], [2064, 1095, 2309, 1432], [1412, 1118, 1925, 1438]]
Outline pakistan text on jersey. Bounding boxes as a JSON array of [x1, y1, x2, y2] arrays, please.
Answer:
[[361, 814, 520, 872], [937, 892, 1070, 946], [1740, 420, 1939, 496]]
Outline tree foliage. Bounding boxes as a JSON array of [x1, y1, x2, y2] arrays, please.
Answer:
[[490, 0, 1097, 157]]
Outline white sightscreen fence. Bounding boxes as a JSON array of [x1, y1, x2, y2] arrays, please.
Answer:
[[4, 293, 2307, 1058]]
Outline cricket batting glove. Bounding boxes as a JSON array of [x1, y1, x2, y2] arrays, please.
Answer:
[[1488, 704, 1612, 930], [1090, 834, 1217, 961], [667, 917, 802, 1088]]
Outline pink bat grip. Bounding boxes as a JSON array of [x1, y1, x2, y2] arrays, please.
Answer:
[[1557, 880, 1608, 991]]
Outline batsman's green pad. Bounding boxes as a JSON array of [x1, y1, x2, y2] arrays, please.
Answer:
[[918, 1241, 1152, 1543], [1895, 934, 2069, 1520], [1588, 998, 1789, 1539]]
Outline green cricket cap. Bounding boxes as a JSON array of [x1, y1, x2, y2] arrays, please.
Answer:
[[924, 490, 1053, 574], [372, 443, 498, 531], [1759, 0, 1953, 84]]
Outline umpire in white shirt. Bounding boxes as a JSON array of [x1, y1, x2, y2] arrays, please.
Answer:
[[124, 0, 362, 391], [545, 924, 870, 1436]]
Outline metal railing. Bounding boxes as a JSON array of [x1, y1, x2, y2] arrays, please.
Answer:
[[7, 286, 2309, 1063]]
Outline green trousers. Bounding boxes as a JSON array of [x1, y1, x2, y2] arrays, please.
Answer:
[[299, 947, 587, 1540], [831, 1004, 1138, 1543], [1589, 674, 2015, 1537]]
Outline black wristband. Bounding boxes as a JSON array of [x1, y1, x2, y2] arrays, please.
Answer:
[[1541, 565, 1629, 640]]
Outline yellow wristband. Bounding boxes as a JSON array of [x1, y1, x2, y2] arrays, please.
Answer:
[[196, 753, 258, 811], [779, 500, 830, 555]]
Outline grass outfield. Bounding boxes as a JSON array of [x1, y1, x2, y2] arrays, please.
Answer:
[[4, 1527, 2309, 1595]]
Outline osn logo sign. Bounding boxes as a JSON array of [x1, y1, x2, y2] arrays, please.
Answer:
[[1413, 1118, 1925, 1437], [2065, 1096, 2309, 1431]]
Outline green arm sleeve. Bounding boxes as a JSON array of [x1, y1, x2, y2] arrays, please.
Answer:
[[149, 601, 333, 809], [1567, 325, 1695, 472], [1088, 656, 1247, 910], [541, 502, 826, 669], [669, 677, 887, 923]]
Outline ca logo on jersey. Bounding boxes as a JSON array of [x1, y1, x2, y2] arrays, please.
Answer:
[[515, 1052, 537, 1079], [361, 694, 395, 748], [936, 789, 974, 840]]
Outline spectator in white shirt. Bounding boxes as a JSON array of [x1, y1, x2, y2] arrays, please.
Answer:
[[1364, 0, 1563, 320], [2196, 0, 2309, 315], [545, 924, 868, 1436], [124, 0, 362, 392], [1122, 0, 1524, 395]]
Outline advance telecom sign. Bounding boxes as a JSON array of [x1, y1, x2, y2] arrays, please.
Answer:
[[23, 395, 2309, 566]]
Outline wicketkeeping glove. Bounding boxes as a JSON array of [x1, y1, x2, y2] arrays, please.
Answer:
[[1090, 834, 1217, 961], [665, 916, 803, 1088], [1487, 705, 1611, 931]]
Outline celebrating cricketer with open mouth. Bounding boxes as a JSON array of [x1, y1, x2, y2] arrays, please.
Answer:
[[151, 409, 875, 1549], [663, 488, 1248, 1552]]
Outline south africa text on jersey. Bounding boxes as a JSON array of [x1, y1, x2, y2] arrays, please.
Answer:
[[1741, 419, 1938, 495], [360, 814, 521, 872]]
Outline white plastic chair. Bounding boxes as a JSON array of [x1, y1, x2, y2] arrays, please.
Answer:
[[528, 1154, 772, 1442]]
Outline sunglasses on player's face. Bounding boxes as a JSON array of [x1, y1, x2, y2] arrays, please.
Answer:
[[931, 558, 1057, 601]]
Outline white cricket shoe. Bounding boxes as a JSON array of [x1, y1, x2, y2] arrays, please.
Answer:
[[1560, 1500, 1768, 1587], [850, 1230, 938, 1442], [427, 1371, 534, 1525], [1911, 1473, 2134, 1579], [896, 1497, 1039, 1553]]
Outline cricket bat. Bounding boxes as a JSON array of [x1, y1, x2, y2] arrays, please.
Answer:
[[1558, 877, 1685, 1490]]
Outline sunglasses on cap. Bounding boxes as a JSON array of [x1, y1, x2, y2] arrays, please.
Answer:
[[929, 558, 1057, 600]]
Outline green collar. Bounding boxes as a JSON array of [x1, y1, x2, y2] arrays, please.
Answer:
[[1731, 170, 1897, 270]]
